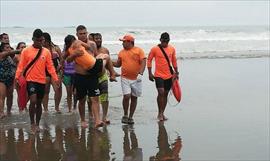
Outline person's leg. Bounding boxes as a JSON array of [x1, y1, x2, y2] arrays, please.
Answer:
[[65, 85, 72, 112], [99, 77, 109, 124], [35, 83, 45, 131], [96, 54, 117, 82], [161, 78, 172, 120], [90, 96, 103, 128], [101, 99, 109, 123], [6, 83, 14, 115], [42, 77, 51, 113], [87, 97, 93, 118], [0, 82, 7, 118], [78, 97, 87, 127], [35, 98, 43, 131], [73, 87, 77, 110], [28, 94, 37, 133], [51, 78, 62, 113], [157, 88, 165, 121], [129, 95, 137, 119], [123, 94, 130, 117]]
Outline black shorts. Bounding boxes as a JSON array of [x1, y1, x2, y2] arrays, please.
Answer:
[[87, 59, 103, 76], [74, 73, 100, 100], [154, 77, 173, 91], [27, 81, 45, 99]]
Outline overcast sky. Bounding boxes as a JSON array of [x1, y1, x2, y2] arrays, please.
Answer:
[[0, 1, 269, 27]]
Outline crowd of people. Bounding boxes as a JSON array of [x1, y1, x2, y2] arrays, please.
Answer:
[[0, 25, 179, 133]]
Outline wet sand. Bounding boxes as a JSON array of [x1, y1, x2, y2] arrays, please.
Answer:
[[0, 57, 269, 160]]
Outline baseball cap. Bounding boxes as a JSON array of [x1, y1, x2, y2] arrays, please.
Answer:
[[119, 34, 135, 42], [160, 32, 170, 41]]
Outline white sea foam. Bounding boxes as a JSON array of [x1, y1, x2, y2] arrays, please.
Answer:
[[1, 26, 269, 59]]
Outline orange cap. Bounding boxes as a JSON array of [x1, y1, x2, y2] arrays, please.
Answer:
[[119, 34, 135, 42]]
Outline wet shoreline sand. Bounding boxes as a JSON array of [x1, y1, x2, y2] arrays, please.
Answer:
[[0, 57, 269, 160]]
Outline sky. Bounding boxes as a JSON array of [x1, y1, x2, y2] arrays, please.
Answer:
[[0, 1, 269, 27]]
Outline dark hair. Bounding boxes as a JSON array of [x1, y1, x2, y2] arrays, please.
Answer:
[[76, 25, 86, 32], [33, 29, 43, 39], [0, 33, 8, 40], [93, 33, 102, 38], [64, 35, 76, 52], [160, 32, 170, 41], [16, 42, 26, 50], [43, 32, 52, 43], [0, 42, 10, 52]]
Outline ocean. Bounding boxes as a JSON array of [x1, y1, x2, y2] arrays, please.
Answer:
[[1, 25, 269, 59]]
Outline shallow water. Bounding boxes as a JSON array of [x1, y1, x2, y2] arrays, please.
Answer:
[[0, 58, 269, 160]]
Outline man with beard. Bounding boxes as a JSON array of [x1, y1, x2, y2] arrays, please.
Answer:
[[92, 33, 114, 124]]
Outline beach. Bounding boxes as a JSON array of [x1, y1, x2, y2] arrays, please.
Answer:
[[0, 57, 269, 160]]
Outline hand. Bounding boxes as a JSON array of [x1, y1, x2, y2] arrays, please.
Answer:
[[14, 79, 19, 89], [149, 73, 154, 82], [54, 80, 61, 88], [137, 73, 143, 82], [174, 72, 179, 80]]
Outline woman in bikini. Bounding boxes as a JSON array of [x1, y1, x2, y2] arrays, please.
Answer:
[[42, 32, 63, 114]]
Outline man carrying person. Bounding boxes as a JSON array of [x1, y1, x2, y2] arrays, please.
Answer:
[[113, 34, 146, 124], [147, 32, 179, 121], [15, 29, 60, 133]]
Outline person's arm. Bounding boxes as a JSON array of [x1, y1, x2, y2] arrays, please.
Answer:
[[138, 49, 146, 75], [46, 50, 59, 82], [0, 50, 20, 60], [112, 57, 121, 68], [15, 49, 27, 79], [55, 46, 64, 72], [171, 47, 179, 75], [147, 48, 155, 81]]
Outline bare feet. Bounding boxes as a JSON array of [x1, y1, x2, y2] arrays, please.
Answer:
[[95, 121, 104, 128], [81, 121, 88, 128], [157, 114, 164, 121], [36, 126, 41, 132], [30, 124, 36, 134], [102, 118, 110, 124], [0, 112, 6, 119]]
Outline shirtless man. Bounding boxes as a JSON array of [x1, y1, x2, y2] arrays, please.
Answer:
[[93, 33, 111, 124]]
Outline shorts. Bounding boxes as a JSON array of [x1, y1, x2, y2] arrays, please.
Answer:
[[98, 73, 108, 102], [121, 77, 142, 97], [27, 81, 45, 100], [74, 73, 100, 100], [0, 75, 14, 87], [154, 77, 172, 91], [63, 74, 75, 86], [87, 59, 103, 76]]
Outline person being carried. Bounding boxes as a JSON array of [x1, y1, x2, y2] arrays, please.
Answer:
[[64, 35, 117, 82]]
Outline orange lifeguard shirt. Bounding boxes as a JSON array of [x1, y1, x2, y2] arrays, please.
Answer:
[[147, 44, 177, 79], [68, 45, 96, 70], [15, 45, 59, 84], [118, 46, 146, 80]]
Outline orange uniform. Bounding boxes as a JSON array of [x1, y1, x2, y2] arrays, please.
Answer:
[[68, 45, 96, 70], [147, 45, 177, 79], [118, 46, 146, 80], [15, 45, 58, 84]]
